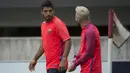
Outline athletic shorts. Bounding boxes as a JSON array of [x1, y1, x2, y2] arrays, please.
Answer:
[[47, 68, 66, 73]]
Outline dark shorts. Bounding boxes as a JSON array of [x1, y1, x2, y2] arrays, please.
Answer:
[[47, 68, 66, 73]]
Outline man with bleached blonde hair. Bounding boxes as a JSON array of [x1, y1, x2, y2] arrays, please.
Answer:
[[68, 6, 102, 73]]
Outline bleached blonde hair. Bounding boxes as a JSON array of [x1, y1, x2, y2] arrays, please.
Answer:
[[75, 6, 90, 22]]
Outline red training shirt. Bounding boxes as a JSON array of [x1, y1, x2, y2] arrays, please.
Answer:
[[41, 16, 70, 70]]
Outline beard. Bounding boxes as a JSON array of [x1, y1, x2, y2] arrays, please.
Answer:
[[44, 16, 53, 22]]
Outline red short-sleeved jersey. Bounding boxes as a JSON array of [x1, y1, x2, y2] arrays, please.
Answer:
[[41, 16, 70, 70]]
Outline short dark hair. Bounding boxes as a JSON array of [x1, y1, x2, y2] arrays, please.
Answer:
[[41, 0, 54, 10]]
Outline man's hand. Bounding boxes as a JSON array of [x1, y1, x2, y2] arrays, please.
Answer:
[[29, 60, 37, 72], [58, 58, 66, 72], [72, 57, 77, 62], [68, 62, 76, 72]]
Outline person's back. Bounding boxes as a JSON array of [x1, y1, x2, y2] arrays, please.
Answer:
[[92, 25, 102, 73], [78, 23, 102, 73]]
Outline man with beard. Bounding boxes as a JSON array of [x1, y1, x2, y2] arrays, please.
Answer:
[[29, 1, 72, 73]]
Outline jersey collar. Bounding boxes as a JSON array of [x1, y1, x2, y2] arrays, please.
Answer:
[[82, 20, 92, 30]]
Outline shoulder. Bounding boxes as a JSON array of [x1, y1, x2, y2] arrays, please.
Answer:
[[87, 24, 100, 38], [86, 24, 96, 36], [53, 16, 66, 27], [41, 21, 46, 25], [41, 21, 46, 28]]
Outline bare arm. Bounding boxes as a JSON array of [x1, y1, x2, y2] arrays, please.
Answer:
[[33, 44, 44, 61], [29, 43, 44, 71], [62, 39, 72, 59], [58, 39, 71, 71]]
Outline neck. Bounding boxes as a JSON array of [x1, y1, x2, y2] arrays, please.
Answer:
[[80, 20, 89, 28]]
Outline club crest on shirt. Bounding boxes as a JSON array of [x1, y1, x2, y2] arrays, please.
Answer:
[[48, 28, 52, 34]]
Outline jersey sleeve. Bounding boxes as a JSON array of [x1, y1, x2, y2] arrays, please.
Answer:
[[56, 21, 70, 42], [74, 28, 96, 66]]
